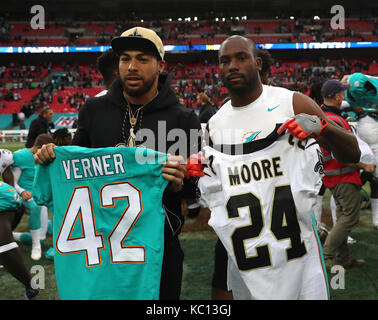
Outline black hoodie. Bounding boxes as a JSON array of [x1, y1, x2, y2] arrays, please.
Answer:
[[72, 73, 201, 239]]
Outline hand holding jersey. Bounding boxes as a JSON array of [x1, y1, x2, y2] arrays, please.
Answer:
[[35, 144, 187, 193], [290, 93, 360, 164], [20, 190, 33, 202], [186, 153, 206, 180], [33, 143, 56, 165], [277, 113, 329, 139], [162, 155, 186, 192]]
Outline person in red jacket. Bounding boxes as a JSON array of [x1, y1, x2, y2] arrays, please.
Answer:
[[320, 79, 376, 271]]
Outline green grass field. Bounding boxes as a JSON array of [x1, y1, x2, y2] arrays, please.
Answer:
[[0, 142, 377, 300]]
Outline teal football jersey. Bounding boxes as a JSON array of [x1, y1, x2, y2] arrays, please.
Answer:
[[33, 146, 169, 300], [0, 182, 22, 212], [346, 73, 378, 109], [12, 148, 35, 191]]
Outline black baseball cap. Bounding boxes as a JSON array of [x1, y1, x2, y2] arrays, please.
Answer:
[[321, 79, 350, 98]]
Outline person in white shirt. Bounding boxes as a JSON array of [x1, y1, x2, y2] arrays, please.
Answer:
[[191, 35, 361, 300]]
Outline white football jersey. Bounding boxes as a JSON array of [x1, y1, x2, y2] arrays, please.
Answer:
[[198, 131, 329, 300], [0, 149, 14, 174], [208, 85, 295, 144]]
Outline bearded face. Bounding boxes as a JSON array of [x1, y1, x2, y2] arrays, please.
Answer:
[[118, 50, 163, 99]]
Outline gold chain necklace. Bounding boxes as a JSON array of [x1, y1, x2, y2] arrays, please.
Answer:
[[122, 91, 159, 147], [127, 105, 143, 147]]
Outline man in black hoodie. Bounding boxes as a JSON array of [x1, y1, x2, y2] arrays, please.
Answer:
[[35, 27, 202, 299]]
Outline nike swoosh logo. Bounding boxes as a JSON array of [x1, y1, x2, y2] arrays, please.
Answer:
[[268, 105, 280, 112]]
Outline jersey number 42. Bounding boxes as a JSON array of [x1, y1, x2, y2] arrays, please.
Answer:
[[56, 182, 145, 267]]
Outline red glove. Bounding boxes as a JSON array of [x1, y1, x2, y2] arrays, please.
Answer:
[[186, 153, 205, 180], [277, 113, 328, 139]]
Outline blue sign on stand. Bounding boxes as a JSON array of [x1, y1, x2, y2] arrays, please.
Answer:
[[1, 41, 377, 54]]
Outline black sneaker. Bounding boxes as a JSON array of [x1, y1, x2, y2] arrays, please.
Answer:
[[25, 288, 39, 300]]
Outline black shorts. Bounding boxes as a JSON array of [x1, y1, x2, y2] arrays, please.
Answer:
[[211, 238, 229, 290], [318, 183, 326, 196]]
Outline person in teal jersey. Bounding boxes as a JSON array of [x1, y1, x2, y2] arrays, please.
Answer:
[[344, 73, 378, 109], [45, 128, 73, 261], [342, 73, 378, 229], [0, 182, 39, 299], [11, 134, 54, 260], [33, 145, 169, 300], [13, 130, 71, 261]]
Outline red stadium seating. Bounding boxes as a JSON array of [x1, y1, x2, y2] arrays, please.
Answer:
[[1, 18, 376, 48]]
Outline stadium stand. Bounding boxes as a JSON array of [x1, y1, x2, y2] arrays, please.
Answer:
[[0, 57, 377, 119], [1, 18, 376, 47], [0, 7, 377, 128]]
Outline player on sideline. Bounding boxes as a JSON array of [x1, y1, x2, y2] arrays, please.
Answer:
[[188, 35, 360, 300], [341, 73, 378, 229], [0, 149, 38, 300], [11, 134, 54, 260]]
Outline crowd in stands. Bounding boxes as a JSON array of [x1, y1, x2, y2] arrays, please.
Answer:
[[0, 56, 377, 120], [0, 12, 377, 47], [0, 61, 103, 119], [170, 57, 378, 109], [1, 11, 378, 119]]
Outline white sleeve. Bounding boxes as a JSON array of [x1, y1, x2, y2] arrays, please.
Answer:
[[11, 166, 25, 195], [355, 135, 375, 164], [198, 163, 224, 208], [341, 100, 350, 109], [0, 149, 14, 174]]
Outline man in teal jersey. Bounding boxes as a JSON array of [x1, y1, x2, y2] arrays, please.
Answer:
[[33, 146, 169, 300], [0, 182, 39, 299], [343, 73, 378, 109], [11, 134, 53, 260], [342, 72, 378, 229]]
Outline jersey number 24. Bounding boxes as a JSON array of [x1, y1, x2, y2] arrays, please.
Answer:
[[227, 185, 307, 271]]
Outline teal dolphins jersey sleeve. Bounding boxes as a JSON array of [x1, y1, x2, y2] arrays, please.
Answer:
[[32, 163, 53, 211], [0, 182, 22, 212], [33, 146, 169, 300], [12, 148, 36, 191]]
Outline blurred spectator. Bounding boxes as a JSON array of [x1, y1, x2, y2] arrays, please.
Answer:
[[197, 92, 216, 123], [52, 128, 72, 146], [95, 48, 119, 96], [25, 107, 54, 148], [257, 49, 274, 85]]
